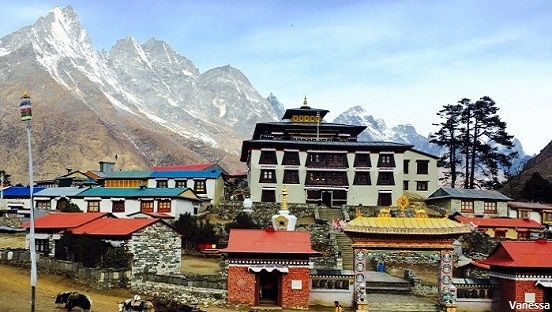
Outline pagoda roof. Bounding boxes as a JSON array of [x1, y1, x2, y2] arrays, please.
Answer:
[[241, 140, 413, 161], [345, 216, 471, 235], [220, 229, 319, 255], [282, 107, 329, 120], [252, 122, 366, 139], [480, 240, 552, 268]]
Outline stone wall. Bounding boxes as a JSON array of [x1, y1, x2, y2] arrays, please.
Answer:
[[0, 216, 22, 229], [0, 248, 129, 289], [212, 201, 317, 223], [128, 221, 181, 276], [281, 267, 310, 309]]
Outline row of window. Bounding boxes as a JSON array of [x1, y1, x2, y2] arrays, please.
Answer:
[[518, 210, 552, 223], [259, 151, 430, 174], [156, 179, 206, 193], [86, 199, 172, 213], [460, 201, 498, 214], [260, 189, 394, 206]]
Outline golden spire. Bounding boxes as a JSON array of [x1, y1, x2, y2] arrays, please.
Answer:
[[280, 185, 288, 211], [22, 90, 29, 98], [377, 207, 392, 217], [301, 95, 310, 109]]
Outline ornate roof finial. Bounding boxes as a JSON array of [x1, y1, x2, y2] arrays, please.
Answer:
[[23, 90, 29, 98], [280, 185, 288, 211], [301, 95, 310, 109]]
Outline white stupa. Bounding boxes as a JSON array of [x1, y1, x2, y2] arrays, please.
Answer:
[[271, 185, 297, 231]]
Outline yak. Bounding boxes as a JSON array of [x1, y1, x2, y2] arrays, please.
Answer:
[[55, 291, 92, 311]]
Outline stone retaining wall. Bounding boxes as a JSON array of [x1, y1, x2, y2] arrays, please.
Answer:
[[0, 216, 22, 229]]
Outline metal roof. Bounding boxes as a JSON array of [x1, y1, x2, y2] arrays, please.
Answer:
[[34, 187, 89, 197], [150, 169, 222, 179], [507, 201, 552, 210], [23, 212, 111, 229], [1, 186, 46, 198], [345, 216, 471, 235], [220, 229, 319, 254], [100, 170, 153, 179], [73, 187, 192, 198], [427, 188, 511, 201], [455, 216, 542, 229], [480, 240, 552, 268], [70, 218, 161, 236]]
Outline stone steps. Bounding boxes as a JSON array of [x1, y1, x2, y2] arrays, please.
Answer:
[[334, 233, 353, 270], [365, 294, 437, 312], [317, 208, 343, 221]]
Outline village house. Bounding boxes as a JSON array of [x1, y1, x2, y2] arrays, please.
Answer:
[[426, 188, 511, 217], [507, 201, 552, 229], [454, 215, 543, 240], [35, 170, 98, 188], [33, 187, 89, 211], [70, 186, 201, 218], [480, 240, 552, 312], [240, 98, 439, 207], [0, 186, 45, 216]]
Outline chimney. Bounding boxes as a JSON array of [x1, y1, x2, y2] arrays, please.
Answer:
[[99, 161, 115, 173], [66, 168, 72, 174]]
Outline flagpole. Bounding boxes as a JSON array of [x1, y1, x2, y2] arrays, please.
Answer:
[[20, 92, 37, 312]]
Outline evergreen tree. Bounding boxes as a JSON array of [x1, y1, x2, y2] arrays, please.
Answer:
[[430, 102, 463, 187], [0, 170, 11, 186]]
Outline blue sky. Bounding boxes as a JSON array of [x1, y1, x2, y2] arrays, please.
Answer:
[[1, 0, 551, 154]]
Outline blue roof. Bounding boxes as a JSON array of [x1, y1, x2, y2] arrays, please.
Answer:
[[1, 186, 46, 198], [73, 187, 193, 198], [150, 169, 222, 179]]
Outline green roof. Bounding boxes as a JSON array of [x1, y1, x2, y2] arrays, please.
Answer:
[[100, 170, 152, 179], [427, 188, 511, 201], [74, 187, 191, 198]]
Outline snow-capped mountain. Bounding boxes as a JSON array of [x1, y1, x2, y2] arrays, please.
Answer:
[[0, 6, 279, 181], [333, 106, 442, 155], [267, 93, 286, 119]]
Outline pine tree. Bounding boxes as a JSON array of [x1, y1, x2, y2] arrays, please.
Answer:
[[0, 170, 11, 186], [430, 103, 463, 187]]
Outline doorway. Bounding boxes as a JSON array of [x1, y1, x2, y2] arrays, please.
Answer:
[[322, 191, 332, 207], [258, 271, 280, 305], [545, 288, 552, 312]]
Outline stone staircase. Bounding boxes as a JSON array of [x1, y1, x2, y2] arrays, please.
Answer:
[[365, 293, 437, 312], [317, 207, 343, 221], [335, 232, 353, 270], [365, 271, 412, 294]]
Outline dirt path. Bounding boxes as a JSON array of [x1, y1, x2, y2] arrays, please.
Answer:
[[0, 264, 131, 312]]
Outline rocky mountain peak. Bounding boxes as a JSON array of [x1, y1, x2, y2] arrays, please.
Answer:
[[267, 93, 286, 119]]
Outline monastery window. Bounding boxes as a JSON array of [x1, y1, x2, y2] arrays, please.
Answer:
[[376, 172, 395, 186], [261, 189, 276, 202], [194, 180, 207, 194], [377, 154, 395, 167], [461, 201, 474, 213], [416, 160, 429, 174], [306, 190, 321, 201], [259, 170, 276, 183], [377, 192, 392, 206], [518, 210, 529, 219], [306, 153, 348, 168], [259, 150, 278, 164], [156, 180, 168, 188], [140, 200, 154, 213], [87, 201, 100, 212], [157, 200, 171, 213], [354, 154, 371, 167], [543, 211, 552, 224], [305, 171, 348, 186], [175, 179, 187, 188], [112, 200, 125, 213], [282, 152, 300, 165], [416, 181, 428, 191], [484, 202, 497, 214], [353, 172, 371, 185], [403, 159, 410, 174], [403, 180, 409, 190], [517, 230, 529, 240], [283, 170, 299, 184], [35, 200, 51, 210]]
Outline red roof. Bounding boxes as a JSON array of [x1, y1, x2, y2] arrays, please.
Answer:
[[127, 212, 174, 219], [480, 240, 552, 268], [152, 163, 212, 171], [455, 216, 542, 229], [23, 212, 110, 230], [508, 201, 552, 211], [220, 229, 319, 254], [70, 218, 159, 236]]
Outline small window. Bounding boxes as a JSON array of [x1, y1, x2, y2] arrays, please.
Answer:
[[416, 160, 429, 174], [175, 180, 187, 188], [36, 200, 51, 210], [403, 180, 409, 190], [112, 200, 125, 213], [157, 200, 171, 213], [35, 239, 49, 254], [261, 189, 276, 202], [194, 180, 207, 194], [377, 193, 392, 206], [484, 202, 497, 214], [376, 172, 395, 185], [461, 201, 474, 213], [156, 180, 168, 188], [140, 200, 154, 212], [259, 169, 276, 183], [282, 152, 300, 165], [354, 154, 371, 167], [494, 230, 506, 238], [543, 211, 552, 224], [87, 201, 100, 212], [353, 172, 371, 185], [283, 170, 299, 184], [403, 160, 410, 174], [519, 210, 529, 219], [517, 231, 529, 240], [259, 150, 277, 164], [377, 154, 395, 167], [416, 181, 428, 191], [306, 190, 321, 201]]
